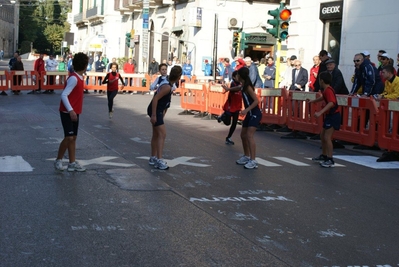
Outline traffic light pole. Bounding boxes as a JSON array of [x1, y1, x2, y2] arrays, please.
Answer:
[[274, 40, 281, 88]]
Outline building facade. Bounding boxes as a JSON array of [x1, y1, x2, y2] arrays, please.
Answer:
[[0, 0, 18, 57], [69, 0, 399, 84]]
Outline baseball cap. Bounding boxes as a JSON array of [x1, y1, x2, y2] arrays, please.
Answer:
[[381, 53, 390, 58], [325, 59, 335, 64], [362, 50, 370, 56]]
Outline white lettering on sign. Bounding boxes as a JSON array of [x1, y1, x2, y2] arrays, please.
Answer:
[[190, 196, 293, 202], [322, 6, 340, 14]]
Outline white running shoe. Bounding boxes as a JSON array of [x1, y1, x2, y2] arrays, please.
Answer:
[[236, 155, 250, 165], [67, 161, 86, 172], [54, 159, 64, 171], [244, 159, 258, 169], [154, 159, 169, 170], [148, 156, 158, 166]]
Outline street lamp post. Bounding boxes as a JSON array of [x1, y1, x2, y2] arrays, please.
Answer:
[[11, 0, 20, 52]]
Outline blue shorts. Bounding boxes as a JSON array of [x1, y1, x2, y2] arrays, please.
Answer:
[[60, 112, 79, 136], [147, 107, 166, 127], [323, 112, 341, 130], [242, 109, 262, 128]]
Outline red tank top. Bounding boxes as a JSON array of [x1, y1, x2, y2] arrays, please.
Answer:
[[59, 72, 84, 114], [107, 72, 120, 91]]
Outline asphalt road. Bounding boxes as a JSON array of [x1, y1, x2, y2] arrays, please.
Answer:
[[0, 59, 398, 267]]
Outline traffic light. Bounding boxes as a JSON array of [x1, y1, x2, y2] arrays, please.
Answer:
[[232, 31, 240, 49], [240, 32, 248, 50], [267, 3, 291, 41], [279, 8, 291, 41], [266, 6, 280, 38], [125, 32, 131, 48]]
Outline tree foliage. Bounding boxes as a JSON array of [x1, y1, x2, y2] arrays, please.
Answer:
[[19, 0, 71, 54]]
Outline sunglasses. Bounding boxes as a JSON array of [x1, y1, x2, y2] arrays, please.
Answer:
[[353, 59, 361, 63], [294, 64, 301, 66]]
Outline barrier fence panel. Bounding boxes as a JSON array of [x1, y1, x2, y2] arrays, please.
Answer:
[[207, 84, 228, 116], [123, 74, 150, 93], [180, 83, 207, 114], [0, 71, 8, 91], [40, 71, 69, 91], [332, 96, 379, 146], [84, 72, 108, 92], [258, 88, 289, 125], [10, 71, 39, 91], [286, 91, 322, 134], [377, 99, 399, 152]]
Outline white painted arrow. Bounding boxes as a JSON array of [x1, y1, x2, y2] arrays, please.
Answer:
[[47, 156, 134, 168], [130, 137, 150, 144], [137, 156, 210, 167]]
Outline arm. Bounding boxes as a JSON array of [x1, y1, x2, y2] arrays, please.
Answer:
[[362, 64, 375, 95], [241, 87, 259, 116], [307, 95, 324, 104], [102, 73, 110, 84], [119, 74, 125, 85], [150, 84, 171, 125], [315, 102, 334, 118], [60, 76, 78, 121]]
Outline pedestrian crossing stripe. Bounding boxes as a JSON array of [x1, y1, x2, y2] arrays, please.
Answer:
[[334, 155, 399, 169]]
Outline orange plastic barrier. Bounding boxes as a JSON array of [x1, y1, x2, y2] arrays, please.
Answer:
[[180, 83, 207, 114], [258, 88, 289, 126], [207, 84, 228, 116], [286, 91, 323, 134], [9, 71, 39, 91], [0, 71, 8, 91], [122, 73, 150, 93], [40, 71, 69, 91], [84, 72, 108, 91], [377, 99, 399, 152], [332, 95, 379, 146]]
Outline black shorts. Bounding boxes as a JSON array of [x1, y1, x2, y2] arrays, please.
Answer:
[[323, 112, 341, 130], [147, 107, 166, 127], [60, 111, 79, 136], [242, 109, 262, 128]]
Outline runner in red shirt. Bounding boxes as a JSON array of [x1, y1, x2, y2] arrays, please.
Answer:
[[307, 71, 340, 168], [54, 52, 89, 172]]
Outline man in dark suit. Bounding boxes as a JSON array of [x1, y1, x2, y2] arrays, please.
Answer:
[[290, 59, 308, 91], [325, 59, 349, 95]]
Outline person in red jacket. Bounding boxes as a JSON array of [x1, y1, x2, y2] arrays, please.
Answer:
[[219, 70, 243, 145], [103, 63, 125, 118], [28, 54, 46, 94], [123, 58, 135, 94], [54, 52, 89, 172]]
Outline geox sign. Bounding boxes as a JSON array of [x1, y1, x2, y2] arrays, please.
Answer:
[[319, 1, 343, 20]]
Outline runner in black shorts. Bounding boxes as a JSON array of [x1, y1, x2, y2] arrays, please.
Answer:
[[307, 71, 341, 168], [147, 65, 182, 170], [222, 67, 262, 169]]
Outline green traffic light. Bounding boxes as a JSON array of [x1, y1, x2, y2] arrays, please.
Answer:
[[268, 8, 279, 17]]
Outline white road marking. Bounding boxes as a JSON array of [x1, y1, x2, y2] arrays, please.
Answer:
[[255, 157, 281, 167], [334, 155, 399, 169], [93, 125, 110, 129], [130, 137, 150, 144], [47, 156, 134, 168], [137, 156, 210, 167], [0, 156, 33, 172], [274, 157, 310, 166]]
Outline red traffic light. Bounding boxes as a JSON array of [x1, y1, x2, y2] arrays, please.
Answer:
[[279, 9, 291, 21]]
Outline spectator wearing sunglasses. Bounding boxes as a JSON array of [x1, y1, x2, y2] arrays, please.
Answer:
[[350, 53, 383, 96]]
